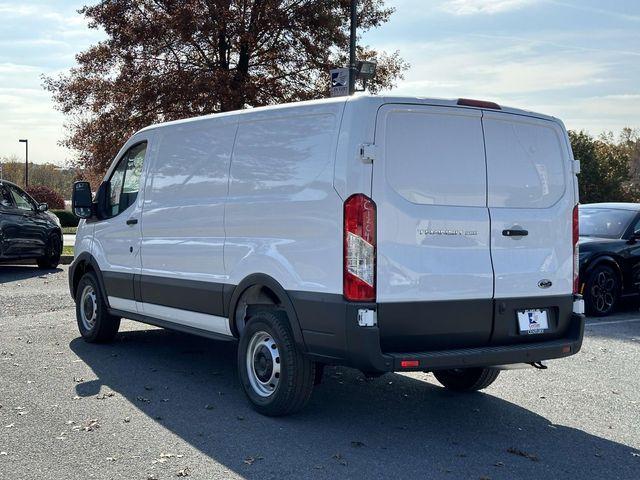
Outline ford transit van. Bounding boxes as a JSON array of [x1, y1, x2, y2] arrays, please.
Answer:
[[69, 95, 585, 416]]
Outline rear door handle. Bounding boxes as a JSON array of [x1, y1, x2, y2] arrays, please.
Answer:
[[126, 218, 138, 226], [502, 229, 528, 237]]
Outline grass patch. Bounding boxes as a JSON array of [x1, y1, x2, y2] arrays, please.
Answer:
[[62, 245, 74, 257], [62, 227, 77, 235]]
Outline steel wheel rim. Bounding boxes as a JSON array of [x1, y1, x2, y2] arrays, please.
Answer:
[[80, 285, 98, 331], [246, 331, 281, 398], [591, 270, 616, 313]]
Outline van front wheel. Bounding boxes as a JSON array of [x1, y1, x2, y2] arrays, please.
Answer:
[[433, 367, 500, 392], [75, 272, 121, 343], [238, 310, 315, 416]]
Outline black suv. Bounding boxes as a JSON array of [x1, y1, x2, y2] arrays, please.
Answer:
[[579, 203, 640, 316], [0, 180, 63, 269]]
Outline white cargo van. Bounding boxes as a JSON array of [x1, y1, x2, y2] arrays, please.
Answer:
[[70, 95, 585, 416]]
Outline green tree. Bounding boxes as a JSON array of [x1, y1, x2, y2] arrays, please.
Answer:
[[569, 130, 638, 203], [44, 0, 408, 178], [0, 157, 78, 200]]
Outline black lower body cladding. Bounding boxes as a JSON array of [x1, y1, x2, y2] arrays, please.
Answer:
[[290, 292, 584, 373], [69, 258, 583, 374]]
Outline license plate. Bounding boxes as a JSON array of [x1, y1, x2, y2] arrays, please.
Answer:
[[517, 309, 549, 334]]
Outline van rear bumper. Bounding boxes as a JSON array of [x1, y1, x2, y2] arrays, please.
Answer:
[[347, 312, 584, 372], [292, 293, 585, 373]]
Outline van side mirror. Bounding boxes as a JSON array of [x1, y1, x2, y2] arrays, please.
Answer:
[[37, 203, 48, 212], [71, 181, 93, 219]]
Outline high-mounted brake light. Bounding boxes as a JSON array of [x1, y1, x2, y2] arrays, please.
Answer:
[[573, 204, 579, 294], [457, 98, 502, 110], [343, 194, 376, 302]]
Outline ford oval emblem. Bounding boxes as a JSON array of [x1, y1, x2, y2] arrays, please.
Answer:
[[538, 279, 553, 289]]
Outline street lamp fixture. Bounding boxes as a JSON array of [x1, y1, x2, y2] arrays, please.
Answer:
[[356, 60, 377, 90], [19, 139, 28, 188]]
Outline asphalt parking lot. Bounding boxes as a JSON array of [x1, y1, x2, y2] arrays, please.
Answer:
[[1, 265, 639, 480]]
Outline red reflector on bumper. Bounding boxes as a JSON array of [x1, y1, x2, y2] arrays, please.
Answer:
[[562, 346, 571, 354], [400, 360, 419, 368]]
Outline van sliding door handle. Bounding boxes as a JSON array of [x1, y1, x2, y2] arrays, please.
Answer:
[[126, 218, 138, 225], [502, 228, 528, 237]]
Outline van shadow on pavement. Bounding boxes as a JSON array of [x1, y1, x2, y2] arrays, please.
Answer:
[[70, 328, 639, 480], [0, 264, 62, 283]]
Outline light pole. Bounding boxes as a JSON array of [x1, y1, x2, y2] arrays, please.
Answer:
[[349, 0, 357, 95], [19, 139, 28, 188]]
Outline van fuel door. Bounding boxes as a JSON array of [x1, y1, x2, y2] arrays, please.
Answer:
[[360, 144, 377, 163]]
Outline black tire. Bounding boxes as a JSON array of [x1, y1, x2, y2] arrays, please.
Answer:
[[237, 309, 315, 416], [37, 233, 62, 269], [433, 367, 500, 392], [75, 271, 121, 343], [584, 264, 620, 317]]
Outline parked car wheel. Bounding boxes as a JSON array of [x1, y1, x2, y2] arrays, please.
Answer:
[[36, 233, 62, 269], [433, 367, 500, 391], [75, 272, 121, 343], [238, 309, 315, 416], [584, 264, 620, 317]]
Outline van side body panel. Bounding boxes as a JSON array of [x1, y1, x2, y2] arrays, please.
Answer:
[[224, 102, 345, 295]]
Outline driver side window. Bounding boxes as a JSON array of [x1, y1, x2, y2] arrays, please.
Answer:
[[107, 142, 147, 217]]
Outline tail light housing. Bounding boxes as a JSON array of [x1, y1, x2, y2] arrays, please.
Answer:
[[573, 204, 579, 294], [343, 194, 376, 301]]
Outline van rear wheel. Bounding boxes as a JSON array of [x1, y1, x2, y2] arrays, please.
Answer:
[[433, 367, 500, 392], [238, 309, 315, 416]]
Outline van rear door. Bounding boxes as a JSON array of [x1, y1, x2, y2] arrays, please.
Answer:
[[482, 111, 576, 343], [372, 104, 494, 352]]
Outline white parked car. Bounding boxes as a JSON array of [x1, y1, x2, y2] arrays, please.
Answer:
[[69, 95, 585, 416]]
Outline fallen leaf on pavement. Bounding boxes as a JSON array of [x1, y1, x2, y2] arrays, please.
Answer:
[[332, 453, 347, 466], [82, 419, 100, 432], [243, 455, 264, 465], [507, 447, 539, 462], [176, 467, 191, 477]]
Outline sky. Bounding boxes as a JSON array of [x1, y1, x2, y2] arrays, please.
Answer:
[[0, 0, 639, 166]]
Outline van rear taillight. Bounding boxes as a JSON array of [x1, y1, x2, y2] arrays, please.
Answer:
[[573, 204, 579, 294], [344, 194, 376, 302]]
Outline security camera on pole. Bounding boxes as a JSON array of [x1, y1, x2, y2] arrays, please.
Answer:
[[330, 0, 377, 98]]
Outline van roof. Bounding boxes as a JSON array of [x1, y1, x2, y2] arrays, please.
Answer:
[[137, 94, 562, 134]]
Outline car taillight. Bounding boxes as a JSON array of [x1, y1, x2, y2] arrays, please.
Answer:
[[573, 204, 579, 294], [344, 194, 376, 302]]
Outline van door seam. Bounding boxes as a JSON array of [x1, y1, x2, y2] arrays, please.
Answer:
[[223, 120, 241, 276], [480, 110, 497, 342]]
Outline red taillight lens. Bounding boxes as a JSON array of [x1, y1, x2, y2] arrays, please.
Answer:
[[400, 360, 419, 368], [343, 194, 376, 302], [573, 204, 579, 294]]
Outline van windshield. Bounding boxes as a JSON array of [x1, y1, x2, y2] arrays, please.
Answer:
[[579, 208, 636, 238]]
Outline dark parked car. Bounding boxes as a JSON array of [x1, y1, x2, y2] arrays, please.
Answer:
[[579, 203, 640, 316], [0, 180, 63, 269]]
